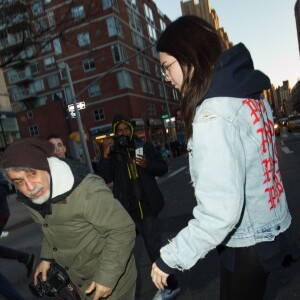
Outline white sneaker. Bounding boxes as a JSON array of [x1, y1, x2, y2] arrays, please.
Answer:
[[0, 231, 9, 238], [152, 287, 181, 300]]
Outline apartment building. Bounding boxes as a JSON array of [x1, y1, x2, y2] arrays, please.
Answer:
[[0, 68, 20, 151], [0, 0, 180, 160], [181, 0, 232, 49]]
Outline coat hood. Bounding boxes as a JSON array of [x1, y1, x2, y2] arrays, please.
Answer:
[[112, 114, 134, 140], [201, 43, 270, 103]]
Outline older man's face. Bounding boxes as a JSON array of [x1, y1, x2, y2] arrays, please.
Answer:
[[7, 169, 51, 204]]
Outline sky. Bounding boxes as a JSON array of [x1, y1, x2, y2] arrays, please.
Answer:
[[153, 0, 300, 88]]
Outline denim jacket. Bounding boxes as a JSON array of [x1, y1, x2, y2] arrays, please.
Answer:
[[160, 96, 291, 271]]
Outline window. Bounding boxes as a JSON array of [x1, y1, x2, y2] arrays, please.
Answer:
[[35, 18, 48, 33], [64, 86, 72, 104], [48, 11, 56, 27], [27, 111, 33, 119], [144, 4, 154, 24], [29, 124, 39, 136], [131, 31, 145, 49], [106, 17, 124, 37], [155, 64, 160, 77], [147, 79, 154, 94], [140, 77, 148, 93], [60, 67, 67, 80], [51, 91, 63, 101], [34, 79, 45, 92], [44, 56, 55, 70], [47, 74, 59, 89], [127, 8, 142, 32], [151, 46, 159, 59], [32, 1, 43, 16], [72, 5, 85, 21], [144, 4, 157, 41], [77, 32, 90, 47], [158, 83, 164, 97], [41, 39, 52, 53], [147, 103, 156, 115], [30, 62, 40, 75], [143, 58, 150, 73], [111, 43, 128, 63], [102, 0, 119, 11], [116, 70, 133, 89], [88, 82, 101, 97], [126, 0, 137, 10], [94, 108, 105, 121], [136, 55, 143, 70], [82, 58, 95, 72], [160, 19, 166, 31], [53, 38, 62, 55], [37, 96, 47, 106], [147, 23, 157, 41]]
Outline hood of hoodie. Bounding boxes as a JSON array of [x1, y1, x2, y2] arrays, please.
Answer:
[[112, 114, 134, 140], [200, 43, 270, 104]]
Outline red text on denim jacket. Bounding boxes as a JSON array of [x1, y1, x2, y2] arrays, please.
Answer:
[[242, 99, 283, 210]]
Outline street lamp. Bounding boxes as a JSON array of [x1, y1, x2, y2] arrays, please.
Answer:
[[58, 62, 93, 173]]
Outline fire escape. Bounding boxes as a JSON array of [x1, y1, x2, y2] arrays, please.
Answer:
[[0, 0, 37, 110]]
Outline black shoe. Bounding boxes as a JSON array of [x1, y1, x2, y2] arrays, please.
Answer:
[[25, 254, 35, 277]]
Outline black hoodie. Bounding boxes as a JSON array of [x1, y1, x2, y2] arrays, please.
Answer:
[[200, 43, 270, 105]]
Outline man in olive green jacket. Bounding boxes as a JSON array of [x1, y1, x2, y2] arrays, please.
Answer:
[[0, 137, 137, 300]]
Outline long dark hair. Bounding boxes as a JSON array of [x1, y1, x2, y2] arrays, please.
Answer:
[[157, 16, 224, 139]]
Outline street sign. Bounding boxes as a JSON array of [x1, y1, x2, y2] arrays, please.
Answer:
[[68, 101, 86, 112]]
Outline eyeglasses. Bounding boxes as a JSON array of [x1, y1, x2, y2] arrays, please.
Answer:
[[160, 60, 177, 80]]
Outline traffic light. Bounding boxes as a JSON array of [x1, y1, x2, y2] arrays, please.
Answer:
[[161, 114, 169, 119]]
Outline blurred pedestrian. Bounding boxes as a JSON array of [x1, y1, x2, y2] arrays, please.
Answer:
[[0, 173, 33, 300], [97, 114, 180, 300], [47, 134, 67, 158], [0, 137, 137, 300], [151, 15, 299, 300]]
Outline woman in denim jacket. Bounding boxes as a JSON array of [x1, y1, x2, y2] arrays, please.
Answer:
[[151, 15, 299, 300]]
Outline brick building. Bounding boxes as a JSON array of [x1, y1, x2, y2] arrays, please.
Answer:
[[0, 0, 180, 161]]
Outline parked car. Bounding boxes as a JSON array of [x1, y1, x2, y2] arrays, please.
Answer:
[[279, 117, 288, 126], [286, 114, 300, 132]]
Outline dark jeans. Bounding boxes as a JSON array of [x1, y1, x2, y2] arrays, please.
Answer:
[[134, 216, 178, 290], [134, 216, 161, 262], [220, 247, 268, 300], [0, 218, 30, 264], [0, 245, 30, 264], [0, 272, 25, 300]]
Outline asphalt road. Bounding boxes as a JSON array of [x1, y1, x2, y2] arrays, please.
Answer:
[[1, 131, 300, 300]]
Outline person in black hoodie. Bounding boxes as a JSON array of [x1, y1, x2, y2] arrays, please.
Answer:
[[151, 15, 299, 300], [97, 114, 180, 300]]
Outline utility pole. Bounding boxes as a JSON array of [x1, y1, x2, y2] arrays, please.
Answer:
[[58, 62, 93, 173], [162, 78, 176, 142]]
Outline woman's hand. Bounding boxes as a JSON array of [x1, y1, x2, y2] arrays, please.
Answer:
[[151, 262, 169, 290]]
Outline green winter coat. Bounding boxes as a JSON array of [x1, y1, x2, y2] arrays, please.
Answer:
[[28, 173, 137, 299]]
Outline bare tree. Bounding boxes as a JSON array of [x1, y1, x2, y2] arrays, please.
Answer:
[[0, 0, 103, 68]]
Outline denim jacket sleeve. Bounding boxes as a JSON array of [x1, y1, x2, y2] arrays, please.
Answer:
[[160, 107, 246, 270]]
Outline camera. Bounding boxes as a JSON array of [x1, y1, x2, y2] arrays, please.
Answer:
[[29, 262, 70, 297], [111, 135, 130, 152]]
